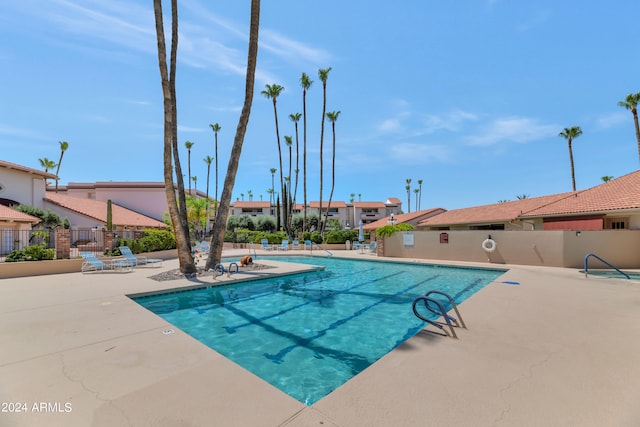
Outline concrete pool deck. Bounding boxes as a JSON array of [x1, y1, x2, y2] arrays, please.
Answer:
[[1, 250, 640, 426]]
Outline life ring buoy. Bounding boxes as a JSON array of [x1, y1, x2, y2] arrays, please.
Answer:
[[482, 238, 497, 253]]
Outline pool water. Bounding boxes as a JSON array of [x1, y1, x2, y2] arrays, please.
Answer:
[[133, 256, 504, 405]]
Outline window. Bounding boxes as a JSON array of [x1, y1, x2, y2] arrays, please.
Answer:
[[606, 217, 628, 230]]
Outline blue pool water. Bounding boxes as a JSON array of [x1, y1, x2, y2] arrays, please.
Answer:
[[133, 256, 504, 405]]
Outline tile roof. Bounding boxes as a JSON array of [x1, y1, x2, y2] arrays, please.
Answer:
[[308, 201, 348, 208], [419, 193, 574, 226], [232, 201, 270, 208], [0, 159, 57, 180], [521, 170, 640, 217], [353, 201, 386, 208], [0, 205, 41, 224], [45, 193, 166, 228], [385, 197, 403, 205], [364, 208, 446, 230]]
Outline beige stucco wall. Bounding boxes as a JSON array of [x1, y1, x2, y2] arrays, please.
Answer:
[[382, 230, 640, 268], [0, 168, 48, 208]]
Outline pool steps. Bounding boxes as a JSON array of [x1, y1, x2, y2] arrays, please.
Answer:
[[412, 290, 466, 339]]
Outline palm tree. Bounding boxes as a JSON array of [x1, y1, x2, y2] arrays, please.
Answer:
[[153, 0, 196, 274], [414, 188, 420, 210], [289, 112, 301, 216], [300, 72, 313, 234], [38, 157, 57, 186], [269, 167, 277, 206], [601, 175, 614, 182], [559, 126, 583, 192], [203, 0, 261, 270], [284, 135, 294, 232], [209, 123, 221, 216], [185, 140, 194, 194], [191, 176, 197, 192], [322, 110, 340, 236], [261, 83, 286, 233], [317, 67, 332, 231], [405, 178, 412, 212], [358, 193, 362, 201], [203, 155, 213, 232], [618, 92, 640, 164], [417, 179, 423, 211], [350, 193, 356, 227], [54, 140, 68, 193], [247, 189, 253, 201], [516, 194, 529, 200]]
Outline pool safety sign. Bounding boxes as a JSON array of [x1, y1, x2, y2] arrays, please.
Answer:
[[403, 232, 414, 247]]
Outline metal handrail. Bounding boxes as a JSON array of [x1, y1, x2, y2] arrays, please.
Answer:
[[412, 293, 461, 339], [584, 253, 630, 279], [308, 242, 333, 256], [424, 290, 467, 329]]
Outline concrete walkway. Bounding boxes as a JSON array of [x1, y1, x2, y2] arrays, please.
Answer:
[[1, 250, 640, 426]]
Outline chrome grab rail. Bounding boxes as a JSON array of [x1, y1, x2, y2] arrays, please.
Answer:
[[412, 290, 466, 339]]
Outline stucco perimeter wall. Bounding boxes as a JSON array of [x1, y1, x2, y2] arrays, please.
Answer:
[[383, 230, 640, 268]]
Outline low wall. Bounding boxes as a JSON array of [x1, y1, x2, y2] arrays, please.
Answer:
[[383, 230, 640, 268], [0, 249, 178, 279]]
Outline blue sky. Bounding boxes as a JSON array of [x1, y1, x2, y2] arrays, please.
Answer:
[[1, 1, 639, 210]]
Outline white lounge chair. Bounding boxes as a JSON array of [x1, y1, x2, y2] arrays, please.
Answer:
[[119, 246, 163, 267], [80, 252, 132, 273]]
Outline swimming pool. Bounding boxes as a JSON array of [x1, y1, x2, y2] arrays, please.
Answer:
[[133, 256, 505, 405]]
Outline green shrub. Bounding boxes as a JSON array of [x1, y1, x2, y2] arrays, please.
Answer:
[[5, 245, 55, 262], [375, 223, 415, 238]]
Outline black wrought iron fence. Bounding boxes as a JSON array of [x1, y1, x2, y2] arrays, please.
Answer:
[[0, 228, 56, 258], [70, 228, 106, 257]]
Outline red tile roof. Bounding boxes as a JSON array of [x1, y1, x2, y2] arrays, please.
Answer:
[[308, 201, 348, 208], [522, 170, 640, 217], [232, 201, 270, 208], [419, 193, 574, 226], [353, 201, 386, 208], [0, 159, 57, 180], [385, 197, 403, 205], [45, 193, 165, 228], [364, 208, 446, 230], [0, 205, 41, 224]]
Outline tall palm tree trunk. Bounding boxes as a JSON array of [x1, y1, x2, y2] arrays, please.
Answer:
[[153, 0, 194, 273], [206, 0, 260, 269], [568, 139, 576, 192], [633, 110, 640, 164]]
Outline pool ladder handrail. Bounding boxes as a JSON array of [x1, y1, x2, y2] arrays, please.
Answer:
[[584, 253, 630, 279], [309, 242, 333, 257], [412, 290, 466, 339]]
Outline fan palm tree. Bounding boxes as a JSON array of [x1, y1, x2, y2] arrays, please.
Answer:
[[317, 68, 332, 231], [558, 126, 583, 192], [300, 72, 313, 234], [289, 112, 301, 214], [203, 155, 213, 232], [248, 189, 253, 201], [617, 92, 640, 164], [414, 188, 420, 210], [417, 179, 423, 211], [269, 167, 277, 206], [405, 178, 412, 212], [322, 110, 340, 236], [206, 0, 260, 269], [284, 135, 294, 231], [601, 175, 614, 182], [185, 140, 194, 194], [261, 83, 286, 233], [516, 194, 529, 200], [153, 0, 196, 273], [38, 157, 57, 186], [54, 140, 68, 193], [209, 123, 221, 216], [191, 176, 197, 193]]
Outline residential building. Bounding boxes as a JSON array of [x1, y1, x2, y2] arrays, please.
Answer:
[[0, 159, 57, 209]]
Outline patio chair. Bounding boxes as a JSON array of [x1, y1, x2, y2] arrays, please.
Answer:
[[80, 252, 132, 273], [352, 241, 362, 251], [292, 239, 300, 249], [367, 242, 378, 254], [304, 240, 312, 250], [119, 246, 163, 267], [261, 238, 272, 251], [277, 240, 289, 251]]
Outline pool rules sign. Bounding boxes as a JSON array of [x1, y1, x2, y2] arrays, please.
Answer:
[[403, 232, 414, 247]]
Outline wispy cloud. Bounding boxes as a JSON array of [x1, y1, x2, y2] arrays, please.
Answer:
[[388, 142, 453, 164], [0, 123, 47, 139], [466, 116, 557, 146], [423, 110, 479, 133], [594, 111, 628, 129]]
